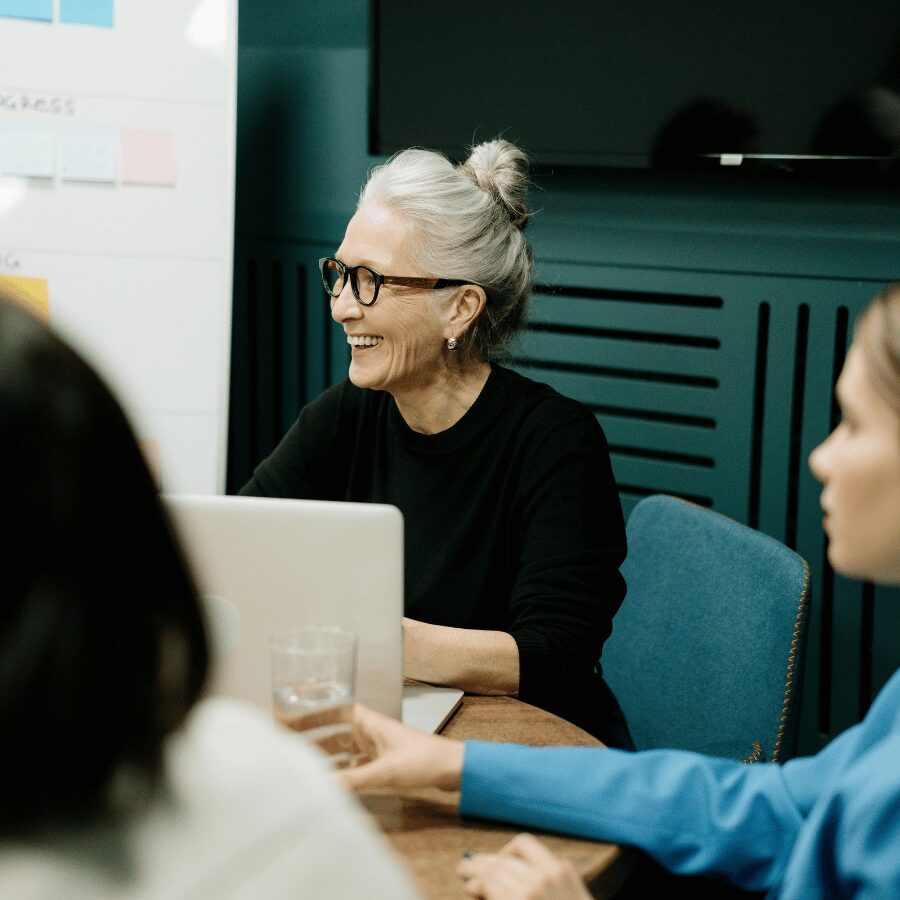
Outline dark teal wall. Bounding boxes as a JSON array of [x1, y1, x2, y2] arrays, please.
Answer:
[[239, 0, 367, 47], [233, 2, 900, 755], [236, 1, 898, 272]]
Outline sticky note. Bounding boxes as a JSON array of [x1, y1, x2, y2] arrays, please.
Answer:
[[0, 128, 55, 178], [60, 128, 117, 182], [0, 1, 52, 22], [0, 275, 50, 321], [120, 129, 176, 187], [59, 0, 113, 27]]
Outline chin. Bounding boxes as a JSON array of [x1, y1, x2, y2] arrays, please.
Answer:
[[826, 541, 859, 579], [347, 361, 377, 390], [828, 544, 898, 585], [348, 352, 398, 392]]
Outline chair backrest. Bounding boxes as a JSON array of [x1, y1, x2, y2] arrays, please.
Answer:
[[603, 495, 811, 762]]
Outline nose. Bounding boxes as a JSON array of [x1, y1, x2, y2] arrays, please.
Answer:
[[808, 430, 834, 485], [330, 280, 362, 324]]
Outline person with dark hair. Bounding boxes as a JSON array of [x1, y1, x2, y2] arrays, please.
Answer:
[[0, 293, 419, 897], [340, 285, 900, 898], [241, 139, 631, 748]]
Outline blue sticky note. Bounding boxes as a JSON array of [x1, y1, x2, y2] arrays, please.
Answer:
[[59, 0, 113, 27], [0, 0, 52, 21]]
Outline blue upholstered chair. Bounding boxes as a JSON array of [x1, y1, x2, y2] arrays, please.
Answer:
[[603, 494, 811, 763]]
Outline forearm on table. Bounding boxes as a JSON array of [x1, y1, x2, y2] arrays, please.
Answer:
[[460, 742, 796, 891], [402, 617, 520, 695]]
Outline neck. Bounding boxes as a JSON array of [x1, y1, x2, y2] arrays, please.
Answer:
[[392, 360, 492, 434]]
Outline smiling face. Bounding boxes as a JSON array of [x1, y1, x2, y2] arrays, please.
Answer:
[[330, 204, 452, 397], [808, 343, 900, 585]]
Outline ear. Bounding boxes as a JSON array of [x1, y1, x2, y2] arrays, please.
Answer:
[[445, 285, 487, 338]]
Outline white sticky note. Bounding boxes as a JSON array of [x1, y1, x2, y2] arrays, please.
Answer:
[[0, 127, 55, 178], [59, 128, 117, 182]]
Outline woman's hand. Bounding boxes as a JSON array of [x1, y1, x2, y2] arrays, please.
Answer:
[[456, 834, 592, 899], [338, 703, 464, 792]]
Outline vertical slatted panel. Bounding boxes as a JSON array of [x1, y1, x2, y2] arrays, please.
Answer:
[[794, 297, 841, 751], [776, 284, 897, 754], [226, 245, 252, 490], [281, 262, 305, 434], [798, 304, 848, 747], [756, 294, 798, 542], [228, 240, 349, 491], [302, 247, 330, 403], [747, 301, 770, 530], [872, 582, 900, 705], [514, 264, 759, 522]]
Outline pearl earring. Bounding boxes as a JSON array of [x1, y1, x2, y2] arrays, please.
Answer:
[[447, 337, 458, 350]]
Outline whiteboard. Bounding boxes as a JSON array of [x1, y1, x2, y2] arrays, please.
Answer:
[[0, 0, 237, 493]]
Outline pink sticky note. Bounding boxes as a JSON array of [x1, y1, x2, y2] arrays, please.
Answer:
[[120, 128, 176, 186]]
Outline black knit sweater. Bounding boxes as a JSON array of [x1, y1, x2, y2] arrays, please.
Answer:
[[241, 364, 631, 745]]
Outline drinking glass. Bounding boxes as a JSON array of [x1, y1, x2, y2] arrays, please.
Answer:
[[270, 626, 358, 767]]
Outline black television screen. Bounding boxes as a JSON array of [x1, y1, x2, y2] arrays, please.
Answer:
[[371, 0, 900, 173]]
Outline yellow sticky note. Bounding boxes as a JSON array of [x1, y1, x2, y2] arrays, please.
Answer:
[[0, 274, 50, 321]]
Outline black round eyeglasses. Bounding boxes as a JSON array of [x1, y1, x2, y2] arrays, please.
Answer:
[[319, 257, 469, 307]]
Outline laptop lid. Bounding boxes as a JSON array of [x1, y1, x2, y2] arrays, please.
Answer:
[[163, 494, 404, 720]]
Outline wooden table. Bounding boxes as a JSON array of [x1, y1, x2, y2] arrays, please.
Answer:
[[361, 696, 634, 899]]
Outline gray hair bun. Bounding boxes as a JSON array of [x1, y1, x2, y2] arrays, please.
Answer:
[[459, 140, 530, 229]]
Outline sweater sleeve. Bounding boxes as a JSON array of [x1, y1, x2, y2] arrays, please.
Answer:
[[505, 405, 626, 724], [459, 741, 802, 893]]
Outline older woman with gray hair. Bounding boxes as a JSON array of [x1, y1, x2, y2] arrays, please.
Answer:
[[241, 139, 630, 746]]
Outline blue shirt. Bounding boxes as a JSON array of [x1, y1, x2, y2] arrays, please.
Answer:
[[460, 668, 900, 898]]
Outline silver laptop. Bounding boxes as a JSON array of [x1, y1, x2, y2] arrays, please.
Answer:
[[163, 494, 461, 732]]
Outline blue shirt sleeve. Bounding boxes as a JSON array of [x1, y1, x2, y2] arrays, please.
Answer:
[[459, 672, 900, 897], [460, 742, 803, 892], [780, 731, 900, 899]]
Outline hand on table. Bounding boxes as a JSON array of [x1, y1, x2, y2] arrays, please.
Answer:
[[338, 703, 465, 792], [457, 834, 592, 900]]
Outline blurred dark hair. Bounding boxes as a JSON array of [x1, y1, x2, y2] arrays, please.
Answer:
[[0, 293, 208, 836]]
